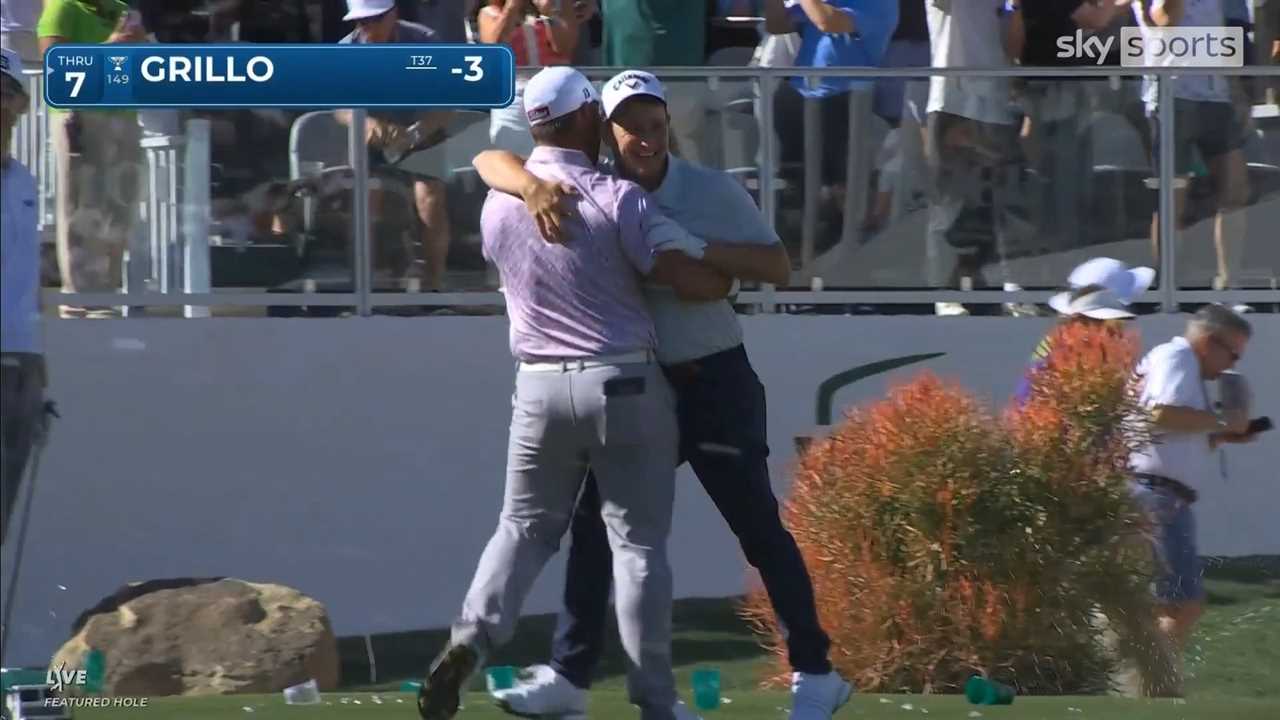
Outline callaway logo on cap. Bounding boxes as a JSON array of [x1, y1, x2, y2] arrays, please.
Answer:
[[612, 72, 650, 91], [601, 70, 666, 120]]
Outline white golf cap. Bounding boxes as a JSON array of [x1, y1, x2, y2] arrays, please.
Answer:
[[343, 0, 395, 21], [0, 48, 26, 93], [523, 66, 599, 127], [1066, 257, 1155, 304], [601, 70, 666, 119], [1047, 286, 1136, 320]]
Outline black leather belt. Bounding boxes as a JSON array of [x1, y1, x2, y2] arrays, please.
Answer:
[[662, 361, 700, 385], [662, 345, 747, 385], [1134, 473, 1199, 504]]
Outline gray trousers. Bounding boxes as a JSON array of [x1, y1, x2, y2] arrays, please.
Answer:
[[452, 360, 680, 718]]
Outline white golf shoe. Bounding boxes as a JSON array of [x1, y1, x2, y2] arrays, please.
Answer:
[[491, 665, 587, 717], [789, 671, 854, 720]]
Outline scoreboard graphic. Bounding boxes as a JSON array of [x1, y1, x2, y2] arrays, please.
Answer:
[[43, 44, 516, 109]]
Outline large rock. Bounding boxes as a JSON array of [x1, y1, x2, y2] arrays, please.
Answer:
[[69, 577, 226, 635], [51, 579, 339, 696]]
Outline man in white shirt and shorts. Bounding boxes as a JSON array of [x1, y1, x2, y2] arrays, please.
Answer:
[[1129, 305, 1257, 650]]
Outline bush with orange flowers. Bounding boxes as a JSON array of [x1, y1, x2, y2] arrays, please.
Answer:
[[743, 321, 1174, 695]]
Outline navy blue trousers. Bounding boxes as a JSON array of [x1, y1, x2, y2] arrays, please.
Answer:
[[550, 345, 832, 688]]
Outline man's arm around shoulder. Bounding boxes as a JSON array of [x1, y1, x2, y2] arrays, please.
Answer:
[[473, 149, 580, 242], [651, 251, 736, 302], [617, 186, 734, 302], [696, 173, 791, 286]]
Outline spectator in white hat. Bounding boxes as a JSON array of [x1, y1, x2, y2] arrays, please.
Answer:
[[1014, 254, 1154, 408], [1014, 283, 1137, 406], [335, 0, 456, 290], [1059, 256, 1156, 307]]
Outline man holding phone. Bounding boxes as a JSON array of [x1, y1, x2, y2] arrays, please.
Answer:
[[1129, 305, 1261, 667]]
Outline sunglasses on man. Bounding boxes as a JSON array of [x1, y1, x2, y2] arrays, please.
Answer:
[[1210, 335, 1241, 364]]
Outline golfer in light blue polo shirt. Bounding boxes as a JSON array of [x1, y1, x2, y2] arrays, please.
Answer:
[[473, 70, 852, 720]]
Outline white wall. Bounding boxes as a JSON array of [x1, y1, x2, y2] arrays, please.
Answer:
[[2, 315, 1277, 667]]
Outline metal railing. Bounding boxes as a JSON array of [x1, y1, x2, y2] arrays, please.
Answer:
[[12, 64, 1280, 315], [13, 69, 55, 229]]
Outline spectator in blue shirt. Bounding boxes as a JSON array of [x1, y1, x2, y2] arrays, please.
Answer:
[[764, 0, 898, 230]]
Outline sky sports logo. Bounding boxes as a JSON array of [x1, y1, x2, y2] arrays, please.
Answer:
[[1056, 26, 1245, 67]]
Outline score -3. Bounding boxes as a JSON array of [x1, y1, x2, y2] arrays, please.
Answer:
[[44, 44, 515, 109], [407, 53, 485, 82]]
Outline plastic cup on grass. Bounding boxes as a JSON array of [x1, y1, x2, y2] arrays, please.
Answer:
[[692, 668, 721, 710], [965, 675, 1015, 705]]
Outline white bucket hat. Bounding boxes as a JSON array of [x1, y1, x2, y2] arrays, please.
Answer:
[[1065, 257, 1155, 304], [343, 0, 395, 21], [1047, 286, 1136, 320]]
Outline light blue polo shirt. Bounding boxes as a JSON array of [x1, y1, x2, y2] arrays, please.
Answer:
[[640, 155, 782, 364], [1, 157, 41, 354]]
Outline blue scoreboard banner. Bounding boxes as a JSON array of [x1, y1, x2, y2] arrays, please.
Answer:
[[43, 44, 515, 109]]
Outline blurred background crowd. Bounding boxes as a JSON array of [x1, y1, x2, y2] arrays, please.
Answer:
[[3, 0, 1280, 317]]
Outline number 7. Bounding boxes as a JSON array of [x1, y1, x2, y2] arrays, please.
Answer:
[[67, 71, 86, 98]]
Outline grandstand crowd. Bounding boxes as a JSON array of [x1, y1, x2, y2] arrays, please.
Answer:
[[2, 0, 1279, 317]]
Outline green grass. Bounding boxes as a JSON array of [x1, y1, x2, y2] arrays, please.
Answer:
[[67, 691, 1280, 719], [71, 558, 1280, 718], [1182, 559, 1280, 701]]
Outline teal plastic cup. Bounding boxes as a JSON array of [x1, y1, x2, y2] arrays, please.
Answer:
[[691, 668, 721, 710], [486, 666, 517, 693], [965, 675, 1015, 705]]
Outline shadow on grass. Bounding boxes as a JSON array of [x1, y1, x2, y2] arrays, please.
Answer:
[[337, 557, 1280, 690], [337, 596, 765, 690], [1202, 556, 1280, 584], [1203, 556, 1280, 606], [1205, 584, 1280, 607], [1206, 590, 1245, 607]]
